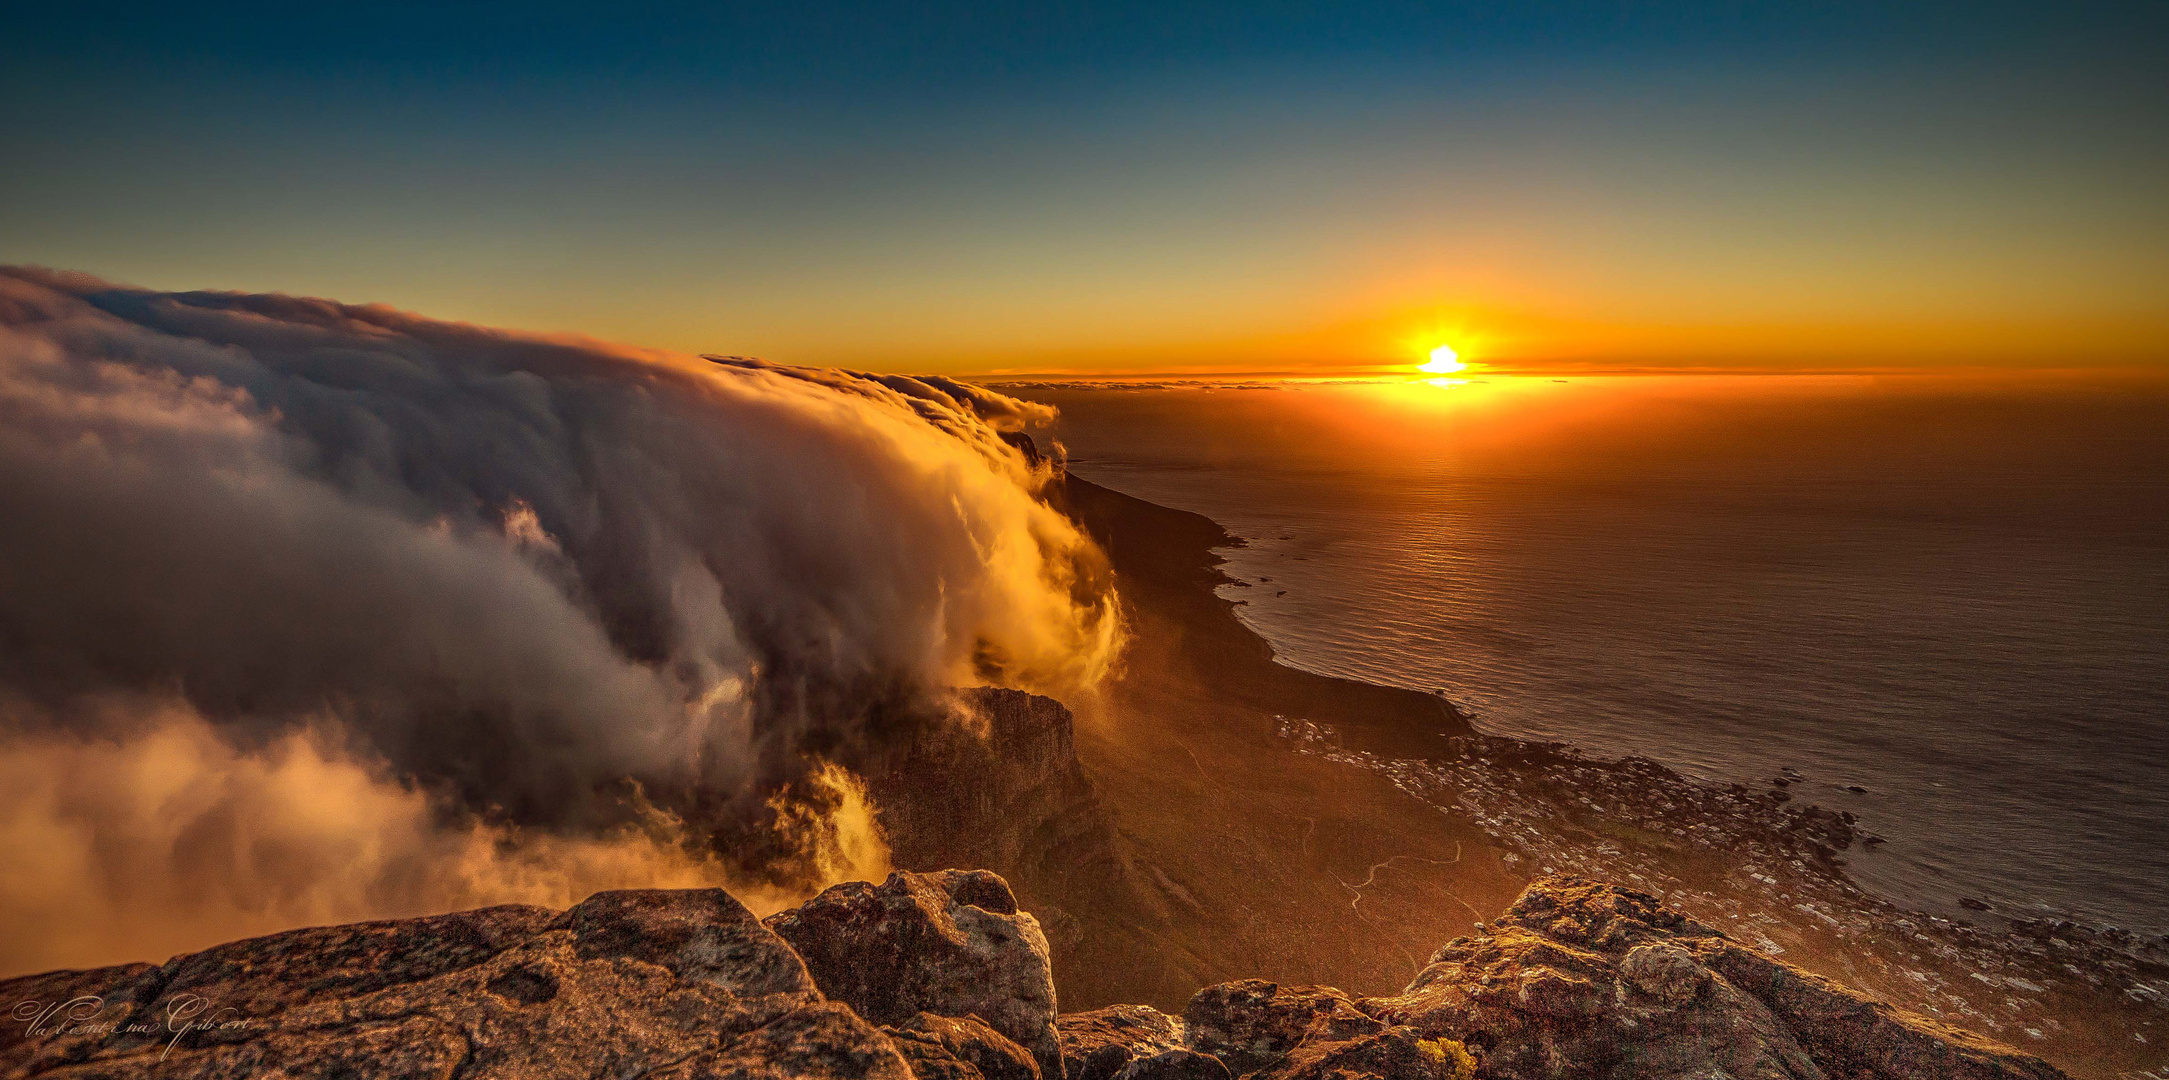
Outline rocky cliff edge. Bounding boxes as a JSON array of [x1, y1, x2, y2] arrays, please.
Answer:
[[1, 873, 2067, 1080]]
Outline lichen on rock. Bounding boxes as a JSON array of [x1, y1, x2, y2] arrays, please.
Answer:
[[0, 874, 2070, 1080], [765, 869, 1065, 1080]]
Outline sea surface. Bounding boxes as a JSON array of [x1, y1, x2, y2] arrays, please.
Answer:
[[1020, 374, 2169, 935]]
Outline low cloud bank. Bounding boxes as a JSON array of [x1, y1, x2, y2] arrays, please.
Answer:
[[0, 268, 1118, 973]]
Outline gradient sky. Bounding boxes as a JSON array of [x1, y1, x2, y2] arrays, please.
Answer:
[[4, 1, 2165, 375]]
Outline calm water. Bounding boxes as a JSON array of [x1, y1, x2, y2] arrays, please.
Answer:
[[1021, 375, 2169, 934]]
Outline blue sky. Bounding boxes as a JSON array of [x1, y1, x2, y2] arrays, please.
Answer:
[[4, 1, 2164, 372]]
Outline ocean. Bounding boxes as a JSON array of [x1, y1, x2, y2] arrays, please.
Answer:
[[1021, 374, 2169, 936]]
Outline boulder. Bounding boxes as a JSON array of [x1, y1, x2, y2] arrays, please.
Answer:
[[1181, 981, 1383, 1076], [1695, 939, 2067, 1080], [0, 889, 893, 1080], [1058, 1004, 1188, 1080], [655, 1002, 915, 1080], [1057, 1005, 1229, 1080], [1363, 877, 2067, 1080], [1259, 1026, 1462, 1080], [767, 870, 1063, 1078], [890, 1031, 994, 1080], [885, 1012, 1041, 1080], [1113, 1050, 1234, 1080]]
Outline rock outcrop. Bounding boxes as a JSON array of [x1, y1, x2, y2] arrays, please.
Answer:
[[850, 687, 1192, 1013], [1364, 878, 2065, 1080], [1058, 1005, 1228, 1080], [766, 869, 1064, 1079], [884, 1013, 1042, 1080], [856, 688, 1131, 925], [0, 889, 906, 1080], [1, 874, 2067, 1080]]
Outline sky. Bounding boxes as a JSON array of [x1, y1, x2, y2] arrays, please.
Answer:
[[3, 1, 2166, 376]]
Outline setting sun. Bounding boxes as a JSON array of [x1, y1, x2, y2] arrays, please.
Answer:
[[1420, 344, 1465, 374]]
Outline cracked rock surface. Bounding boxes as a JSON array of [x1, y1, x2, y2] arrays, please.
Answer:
[[1364, 878, 2068, 1080], [0, 888, 894, 1080], [766, 869, 1064, 1080], [2, 874, 2068, 1080]]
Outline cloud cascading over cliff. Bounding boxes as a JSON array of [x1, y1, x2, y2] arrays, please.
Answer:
[[0, 267, 1119, 973]]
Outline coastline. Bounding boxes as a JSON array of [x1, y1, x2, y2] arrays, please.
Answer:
[[0, 466, 2149, 1079], [1051, 470, 2167, 1079]]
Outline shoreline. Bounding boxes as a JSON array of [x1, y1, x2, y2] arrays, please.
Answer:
[[1069, 449, 2167, 929], [1205, 530, 2167, 943], [1053, 469, 2167, 1079]]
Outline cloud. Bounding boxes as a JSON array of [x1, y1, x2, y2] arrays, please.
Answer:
[[0, 699, 894, 974], [0, 267, 1117, 972]]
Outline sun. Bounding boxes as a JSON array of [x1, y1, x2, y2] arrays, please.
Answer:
[[1419, 344, 1465, 374]]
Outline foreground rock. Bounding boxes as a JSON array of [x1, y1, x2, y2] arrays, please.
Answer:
[[0, 889, 909, 1080], [884, 1013, 1041, 1080], [766, 869, 1064, 1079], [1062, 878, 2065, 1080], [853, 688, 1158, 1009], [1364, 878, 2065, 1079], [1, 874, 2066, 1080], [1058, 1005, 1228, 1080]]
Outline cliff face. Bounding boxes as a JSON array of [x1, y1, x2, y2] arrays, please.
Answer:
[[1, 873, 2066, 1080], [860, 688, 1125, 905], [850, 687, 1171, 1008]]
